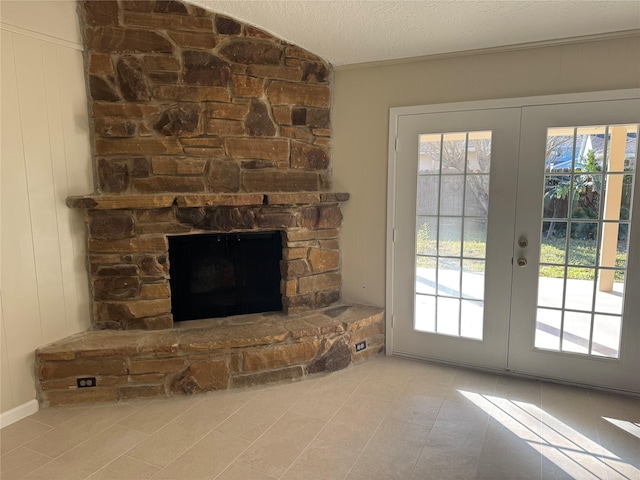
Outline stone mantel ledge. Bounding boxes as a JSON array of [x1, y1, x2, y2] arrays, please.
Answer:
[[67, 192, 350, 210]]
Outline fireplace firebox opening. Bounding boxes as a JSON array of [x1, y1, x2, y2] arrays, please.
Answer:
[[168, 231, 283, 322]]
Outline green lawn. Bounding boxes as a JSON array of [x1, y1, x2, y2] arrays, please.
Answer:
[[540, 237, 625, 281], [416, 237, 626, 281]]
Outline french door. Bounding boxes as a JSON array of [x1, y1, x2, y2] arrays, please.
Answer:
[[387, 91, 640, 394]]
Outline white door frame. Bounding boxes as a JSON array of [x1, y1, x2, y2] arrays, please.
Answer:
[[386, 88, 640, 369]]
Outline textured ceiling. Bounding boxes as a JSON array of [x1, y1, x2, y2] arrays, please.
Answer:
[[191, 1, 640, 66]]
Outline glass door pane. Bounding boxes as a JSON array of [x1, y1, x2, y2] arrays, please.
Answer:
[[509, 96, 640, 394], [535, 124, 638, 359], [393, 106, 520, 371], [415, 131, 491, 340]]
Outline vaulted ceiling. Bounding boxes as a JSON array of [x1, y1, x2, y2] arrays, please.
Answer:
[[191, 1, 640, 66]]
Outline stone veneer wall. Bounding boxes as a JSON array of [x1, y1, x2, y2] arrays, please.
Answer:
[[76, 0, 346, 330], [82, 0, 332, 195]]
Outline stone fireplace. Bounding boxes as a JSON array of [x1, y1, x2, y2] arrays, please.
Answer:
[[34, 0, 384, 407], [63, 0, 356, 331], [69, 192, 349, 330]]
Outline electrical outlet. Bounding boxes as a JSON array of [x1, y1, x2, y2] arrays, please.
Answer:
[[355, 340, 367, 352], [77, 377, 96, 388]]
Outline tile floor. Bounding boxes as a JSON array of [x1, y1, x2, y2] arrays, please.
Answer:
[[2, 355, 639, 480]]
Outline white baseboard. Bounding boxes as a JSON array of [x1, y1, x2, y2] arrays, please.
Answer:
[[0, 399, 39, 429]]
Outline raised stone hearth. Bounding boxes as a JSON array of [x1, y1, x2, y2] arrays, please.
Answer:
[[36, 304, 384, 407]]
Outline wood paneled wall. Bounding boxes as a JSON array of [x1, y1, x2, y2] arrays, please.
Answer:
[[1, 20, 93, 413]]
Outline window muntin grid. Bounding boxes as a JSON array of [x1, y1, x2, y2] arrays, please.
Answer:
[[536, 124, 638, 358], [415, 131, 492, 340]]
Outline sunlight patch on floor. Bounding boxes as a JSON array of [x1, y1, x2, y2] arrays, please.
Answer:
[[459, 390, 639, 480], [602, 417, 640, 440]]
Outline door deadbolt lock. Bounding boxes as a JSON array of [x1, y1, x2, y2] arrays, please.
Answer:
[[517, 258, 528, 267], [518, 238, 528, 248]]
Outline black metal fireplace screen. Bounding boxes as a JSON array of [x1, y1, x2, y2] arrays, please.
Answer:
[[168, 231, 283, 321]]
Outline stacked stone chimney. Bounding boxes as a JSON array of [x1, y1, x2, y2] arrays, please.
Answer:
[[70, 0, 350, 330], [83, 0, 332, 195]]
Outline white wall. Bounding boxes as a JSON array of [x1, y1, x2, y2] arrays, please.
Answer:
[[332, 34, 640, 308], [1, 1, 93, 414], [0, 0, 82, 46]]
